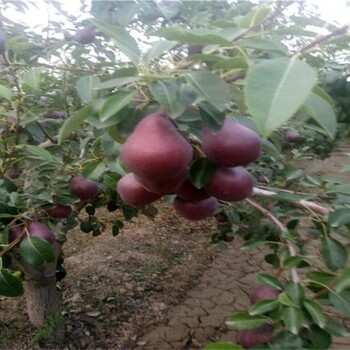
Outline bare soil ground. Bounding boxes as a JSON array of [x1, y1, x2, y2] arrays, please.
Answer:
[[1, 144, 350, 349]]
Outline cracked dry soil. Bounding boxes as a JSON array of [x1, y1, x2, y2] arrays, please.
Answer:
[[1, 144, 350, 349]]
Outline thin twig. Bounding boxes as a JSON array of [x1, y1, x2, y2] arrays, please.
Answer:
[[252, 187, 330, 215], [245, 197, 300, 283]]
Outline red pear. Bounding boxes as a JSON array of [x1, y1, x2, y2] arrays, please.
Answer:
[[136, 170, 187, 195], [70, 176, 100, 200], [74, 27, 95, 44], [237, 324, 274, 349], [249, 285, 281, 304], [173, 197, 218, 221], [176, 179, 209, 200], [9, 223, 24, 243], [202, 118, 262, 167], [117, 173, 161, 207], [204, 166, 253, 201], [46, 203, 72, 219], [120, 112, 193, 181], [28, 222, 56, 244], [285, 130, 302, 143]]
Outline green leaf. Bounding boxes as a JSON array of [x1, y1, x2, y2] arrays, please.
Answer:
[[245, 57, 316, 138], [59, 106, 92, 143], [282, 306, 303, 335], [239, 38, 287, 54], [249, 299, 279, 315], [213, 57, 249, 70], [226, 312, 268, 330], [336, 267, 350, 293], [257, 273, 282, 289], [321, 236, 348, 271], [26, 145, 54, 162], [100, 92, 135, 122], [283, 256, 303, 268], [0, 85, 12, 100], [240, 6, 271, 27], [278, 293, 295, 307], [303, 300, 327, 328], [0, 270, 24, 297], [204, 342, 243, 350], [328, 208, 350, 228], [19, 237, 55, 266], [82, 161, 106, 180], [76, 75, 100, 103], [240, 240, 266, 250], [186, 71, 230, 111], [22, 68, 41, 92], [285, 282, 304, 306], [95, 76, 139, 90], [199, 102, 226, 132], [324, 319, 348, 337], [153, 26, 233, 46], [307, 271, 336, 289], [302, 92, 337, 139], [149, 81, 185, 118], [90, 19, 140, 64], [143, 40, 178, 63], [329, 290, 350, 317], [189, 158, 219, 189]]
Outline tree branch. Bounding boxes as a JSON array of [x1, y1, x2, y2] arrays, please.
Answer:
[[245, 198, 300, 283], [252, 187, 330, 215]]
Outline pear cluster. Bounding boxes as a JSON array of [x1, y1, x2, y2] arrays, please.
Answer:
[[118, 112, 262, 221]]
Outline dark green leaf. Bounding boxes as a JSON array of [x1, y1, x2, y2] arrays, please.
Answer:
[[285, 282, 304, 306], [199, 102, 226, 132], [301, 325, 331, 350], [19, 237, 55, 266], [329, 290, 350, 317], [96, 76, 139, 90], [303, 300, 327, 328], [270, 332, 304, 349], [149, 80, 185, 118], [59, 106, 92, 143], [90, 19, 140, 64], [321, 236, 348, 271], [245, 57, 316, 138], [282, 306, 303, 335], [239, 39, 287, 54], [249, 299, 279, 315], [257, 273, 282, 289], [0, 270, 24, 297], [204, 342, 243, 350], [189, 158, 218, 189], [122, 205, 138, 221], [283, 256, 303, 268], [226, 312, 268, 330], [186, 71, 230, 111]]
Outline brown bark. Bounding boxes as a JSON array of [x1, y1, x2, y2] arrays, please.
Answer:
[[21, 241, 65, 340]]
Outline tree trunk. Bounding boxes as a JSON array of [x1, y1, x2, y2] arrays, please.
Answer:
[[24, 274, 61, 327], [21, 241, 65, 340]]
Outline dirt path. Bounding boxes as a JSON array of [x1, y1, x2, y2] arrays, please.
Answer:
[[135, 238, 269, 349]]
